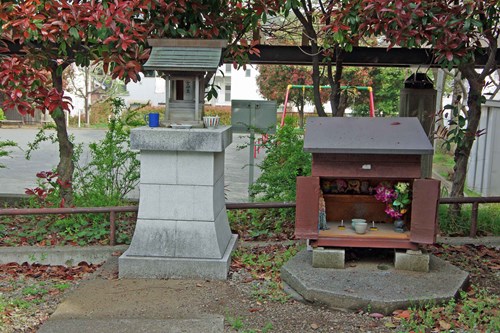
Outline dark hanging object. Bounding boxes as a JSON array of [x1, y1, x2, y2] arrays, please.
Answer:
[[404, 73, 434, 89]]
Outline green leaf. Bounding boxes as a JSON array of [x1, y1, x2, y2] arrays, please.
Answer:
[[458, 117, 466, 127], [59, 41, 67, 55], [69, 27, 80, 40]]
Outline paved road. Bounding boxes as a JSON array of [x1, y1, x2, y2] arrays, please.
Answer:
[[0, 127, 264, 202]]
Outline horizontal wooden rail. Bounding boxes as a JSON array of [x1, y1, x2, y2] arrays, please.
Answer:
[[0, 206, 138, 246], [438, 196, 500, 238], [0, 197, 498, 242]]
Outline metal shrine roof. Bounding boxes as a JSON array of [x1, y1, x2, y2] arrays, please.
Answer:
[[304, 117, 434, 155], [143, 39, 227, 72]]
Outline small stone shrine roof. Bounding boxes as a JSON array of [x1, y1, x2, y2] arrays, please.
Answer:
[[144, 39, 227, 73], [304, 117, 433, 155]]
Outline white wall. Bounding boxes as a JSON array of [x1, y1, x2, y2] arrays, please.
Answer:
[[467, 100, 500, 196], [125, 66, 263, 107], [230, 66, 263, 101], [124, 73, 166, 107]]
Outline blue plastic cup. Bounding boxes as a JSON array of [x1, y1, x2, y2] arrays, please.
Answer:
[[144, 113, 160, 127]]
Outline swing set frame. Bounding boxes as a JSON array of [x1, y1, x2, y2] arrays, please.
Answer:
[[280, 84, 376, 127]]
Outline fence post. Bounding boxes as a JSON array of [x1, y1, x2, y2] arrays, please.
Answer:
[[470, 202, 479, 238], [110, 211, 116, 246]]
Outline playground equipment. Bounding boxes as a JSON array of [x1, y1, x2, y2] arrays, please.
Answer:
[[280, 85, 376, 127]]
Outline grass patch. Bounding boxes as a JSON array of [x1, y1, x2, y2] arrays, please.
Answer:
[[231, 243, 303, 303], [398, 287, 499, 332], [438, 203, 500, 236]]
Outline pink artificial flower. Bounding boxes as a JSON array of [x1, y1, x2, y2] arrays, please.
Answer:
[[385, 206, 402, 219]]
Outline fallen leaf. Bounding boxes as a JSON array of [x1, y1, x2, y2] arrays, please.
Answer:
[[248, 308, 262, 313], [310, 323, 319, 330], [384, 322, 397, 328], [397, 310, 411, 319], [196, 283, 203, 287], [369, 312, 384, 319], [439, 320, 451, 330]]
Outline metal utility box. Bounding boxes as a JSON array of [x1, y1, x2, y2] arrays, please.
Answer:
[[296, 117, 440, 250], [399, 73, 437, 178], [231, 100, 277, 134]]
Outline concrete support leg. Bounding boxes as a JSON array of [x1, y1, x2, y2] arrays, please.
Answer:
[[312, 247, 345, 269], [394, 249, 430, 272]]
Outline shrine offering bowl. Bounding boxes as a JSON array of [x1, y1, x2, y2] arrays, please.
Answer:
[[351, 218, 366, 230], [354, 222, 368, 234], [203, 116, 220, 128]]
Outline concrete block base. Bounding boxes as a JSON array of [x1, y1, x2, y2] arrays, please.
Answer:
[[394, 250, 430, 272], [118, 234, 238, 280], [312, 247, 345, 269], [282, 250, 469, 314]]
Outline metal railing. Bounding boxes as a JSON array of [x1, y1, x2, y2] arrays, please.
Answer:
[[0, 197, 498, 244]]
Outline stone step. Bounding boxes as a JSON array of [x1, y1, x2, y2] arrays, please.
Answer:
[[37, 317, 224, 333]]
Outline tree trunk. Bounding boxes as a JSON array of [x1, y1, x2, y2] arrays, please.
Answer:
[[292, 5, 326, 117], [447, 63, 484, 217], [327, 45, 344, 117], [51, 69, 74, 207], [311, 41, 327, 117], [298, 98, 305, 128], [85, 66, 91, 127]]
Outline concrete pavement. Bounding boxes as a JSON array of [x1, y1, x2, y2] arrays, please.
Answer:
[[0, 127, 264, 202]]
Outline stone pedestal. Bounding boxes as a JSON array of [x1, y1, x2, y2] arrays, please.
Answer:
[[119, 126, 237, 280]]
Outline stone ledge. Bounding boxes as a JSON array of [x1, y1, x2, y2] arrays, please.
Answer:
[[118, 234, 238, 280], [130, 126, 232, 152], [0, 245, 128, 266]]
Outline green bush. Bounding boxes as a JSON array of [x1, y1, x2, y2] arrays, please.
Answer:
[[204, 105, 231, 125], [0, 107, 5, 120], [0, 140, 17, 169], [74, 98, 140, 207], [24, 98, 140, 245], [250, 116, 311, 202]]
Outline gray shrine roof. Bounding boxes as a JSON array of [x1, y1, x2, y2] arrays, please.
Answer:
[[144, 39, 227, 72], [303, 117, 434, 155]]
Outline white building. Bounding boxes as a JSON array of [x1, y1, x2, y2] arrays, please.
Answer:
[[123, 65, 263, 107]]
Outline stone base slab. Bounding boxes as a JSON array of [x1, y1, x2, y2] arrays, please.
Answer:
[[282, 249, 469, 314], [118, 234, 238, 280]]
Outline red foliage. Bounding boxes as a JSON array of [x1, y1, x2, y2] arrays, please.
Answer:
[[0, 0, 282, 117]]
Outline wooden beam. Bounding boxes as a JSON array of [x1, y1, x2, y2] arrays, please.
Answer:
[[248, 45, 500, 68], [2, 40, 499, 68]]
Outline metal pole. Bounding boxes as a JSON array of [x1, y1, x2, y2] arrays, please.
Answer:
[[195, 76, 199, 120], [249, 130, 255, 201]]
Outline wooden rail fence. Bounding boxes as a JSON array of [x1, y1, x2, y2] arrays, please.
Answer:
[[0, 197, 498, 244]]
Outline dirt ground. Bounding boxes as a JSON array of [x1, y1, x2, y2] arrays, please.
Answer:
[[0, 242, 498, 333]]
